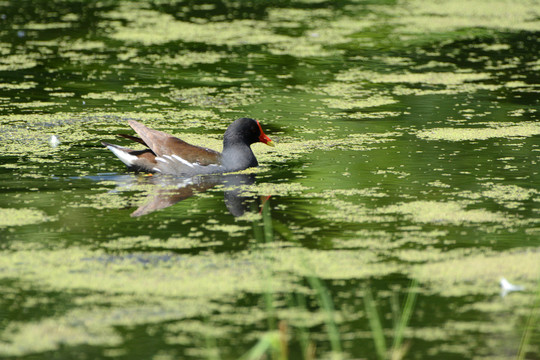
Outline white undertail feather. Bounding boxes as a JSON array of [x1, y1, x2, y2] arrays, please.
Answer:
[[107, 145, 138, 167]]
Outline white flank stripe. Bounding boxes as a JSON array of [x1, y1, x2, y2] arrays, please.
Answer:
[[172, 154, 194, 168], [152, 167, 162, 173], [156, 157, 168, 163], [107, 145, 138, 167]]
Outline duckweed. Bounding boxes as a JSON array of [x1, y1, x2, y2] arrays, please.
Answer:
[[107, 5, 289, 46], [417, 122, 540, 141], [0, 55, 38, 71], [382, 201, 506, 225], [0, 208, 50, 227], [415, 249, 540, 297], [395, 0, 540, 33]]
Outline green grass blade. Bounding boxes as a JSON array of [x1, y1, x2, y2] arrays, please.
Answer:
[[263, 207, 343, 357], [240, 332, 279, 360], [391, 278, 418, 356], [517, 276, 540, 360], [260, 201, 277, 330], [203, 317, 221, 360], [307, 275, 342, 355], [261, 200, 274, 243], [363, 286, 387, 360]]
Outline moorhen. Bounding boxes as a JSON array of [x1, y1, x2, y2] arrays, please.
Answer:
[[102, 117, 274, 176]]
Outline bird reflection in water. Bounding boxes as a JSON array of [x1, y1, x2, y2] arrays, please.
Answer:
[[112, 173, 263, 217]]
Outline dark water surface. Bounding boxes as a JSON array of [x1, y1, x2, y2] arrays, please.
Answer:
[[0, 1, 539, 359]]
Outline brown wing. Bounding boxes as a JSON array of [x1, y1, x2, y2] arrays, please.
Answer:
[[128, 120, 221, 166], [118, 133, 148, 146]]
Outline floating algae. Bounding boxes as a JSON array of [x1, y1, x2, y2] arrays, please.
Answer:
[[102, 235, 223, 250], [417, 122, 540, 141], [0, 244, 403, 355], [0, 82, 38, 90], [381, 201, 506, 225], [0, 54, 38, 71], [136, 51, 225, 67], [393, 0, 540, 34], [0, 208, 50, 227], [324, 95, 398, 110], [82, 92, 150, 101], [414, 249, 540, 297], [336, 70, 492, 85], [235, 182, 311, 197], [106, 5, 289, 46]]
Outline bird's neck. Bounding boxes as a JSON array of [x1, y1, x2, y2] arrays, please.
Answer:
[[221, 142, 258, 171]]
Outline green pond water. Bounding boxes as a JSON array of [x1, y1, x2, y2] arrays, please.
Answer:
[[1, 0, 539, 359]]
